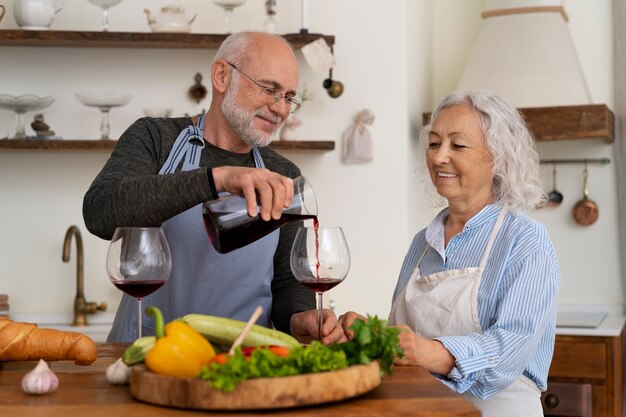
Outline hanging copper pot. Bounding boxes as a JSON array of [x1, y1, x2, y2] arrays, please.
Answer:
[[572, 167, 599, 226]]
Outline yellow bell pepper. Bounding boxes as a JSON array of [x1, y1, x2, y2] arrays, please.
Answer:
[[144, 306, 216, 378]]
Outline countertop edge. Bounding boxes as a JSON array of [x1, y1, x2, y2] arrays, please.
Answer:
[[556, 314, 625, 337]]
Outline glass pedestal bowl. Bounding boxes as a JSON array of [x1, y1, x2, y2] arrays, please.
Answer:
[[0, 94, 55, 139], [76, 92, 132, 140], [86, 0, 124, 31], [211, 0, 246, 33]]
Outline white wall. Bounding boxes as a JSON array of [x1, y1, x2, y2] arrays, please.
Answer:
[[0, 0, 620, 320], [0, 0, 431, 319], [432, 0, 621, 308]]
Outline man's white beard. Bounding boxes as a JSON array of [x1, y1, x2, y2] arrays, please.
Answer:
[[222, 78, 283, 148]]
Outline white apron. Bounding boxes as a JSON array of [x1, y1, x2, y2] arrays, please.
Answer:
[[388, 208, 543, 417]]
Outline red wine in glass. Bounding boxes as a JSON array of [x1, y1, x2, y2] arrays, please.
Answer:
[[300, 278, 342, 293], [113, 280, 165, 299], [290, 224, 350, 340], [106, 227, 172, 340]]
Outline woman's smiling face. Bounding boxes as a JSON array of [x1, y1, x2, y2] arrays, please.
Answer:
[[426, 103, 495, 208]]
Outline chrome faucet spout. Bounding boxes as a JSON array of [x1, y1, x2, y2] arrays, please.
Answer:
[[62, 225, 106, 326]]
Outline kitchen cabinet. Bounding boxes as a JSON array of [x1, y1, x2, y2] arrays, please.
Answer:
[[544, 331, 624, 417], [423, 104, 615, 143], [0, 30, 336, 152]]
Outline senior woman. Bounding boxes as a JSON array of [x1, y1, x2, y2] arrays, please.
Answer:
[[339, 91, 560, 417]]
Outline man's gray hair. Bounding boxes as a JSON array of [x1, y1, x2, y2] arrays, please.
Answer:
[[214, 31, 293, 66]]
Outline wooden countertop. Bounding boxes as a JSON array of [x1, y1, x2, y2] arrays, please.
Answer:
[[0, 344, 480, 417]]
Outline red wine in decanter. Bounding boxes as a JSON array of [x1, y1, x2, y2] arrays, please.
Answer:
[[203, 211, 317, 254]]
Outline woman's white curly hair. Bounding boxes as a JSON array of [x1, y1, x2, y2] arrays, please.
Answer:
[[421, 91, 546, 212]]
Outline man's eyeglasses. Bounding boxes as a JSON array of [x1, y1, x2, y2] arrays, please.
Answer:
[[227, 62, 301, 114]]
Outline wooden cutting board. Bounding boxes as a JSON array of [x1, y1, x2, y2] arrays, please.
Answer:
[[130, 361, 381, 410]]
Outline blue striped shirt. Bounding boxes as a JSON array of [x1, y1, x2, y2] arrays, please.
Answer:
[[391, 204, 560, 399]]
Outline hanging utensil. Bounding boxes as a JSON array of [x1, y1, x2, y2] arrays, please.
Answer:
[[546, 163, 564, 207], [572, 164, 599, 226]]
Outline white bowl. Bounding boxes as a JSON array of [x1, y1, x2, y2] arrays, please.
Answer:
[[76, 92, 133, 108], [0, 94, 55, 114], [143, 107, 172, 118]]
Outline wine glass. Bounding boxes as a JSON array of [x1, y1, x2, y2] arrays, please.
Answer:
[[86, 0, 124, 32], [290, 225, 350, 340], [106, 227, 172, 339], [211, 0, 246, 33], [76, 92, 132, 140]]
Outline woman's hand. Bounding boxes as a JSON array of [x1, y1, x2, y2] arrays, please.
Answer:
[[290, 309, 348, 345], [394, 324, 455, 375]]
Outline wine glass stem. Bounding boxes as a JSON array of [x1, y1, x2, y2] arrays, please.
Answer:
[[100, 108, 111, 140], [224, 9, 233, 33], [317, 292, 323, 340], [103, 8, 110, 32], [137, 298, 142, 339], [15, 112, 26, 139]]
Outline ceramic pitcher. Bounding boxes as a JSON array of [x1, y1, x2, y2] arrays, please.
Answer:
[[13, 0, 64, 30], [0, 5, 6, 23]]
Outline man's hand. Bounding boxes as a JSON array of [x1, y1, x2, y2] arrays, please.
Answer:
[[211, 166, 294, 221], [337, 311, 367, 341], [290, 309, 348, 345]]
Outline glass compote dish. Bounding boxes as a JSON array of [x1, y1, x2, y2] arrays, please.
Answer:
[[86, 0, 124, 31], [76, 92, 132, 140], [106, 227, 172, 339], [0, 94, 54, 139], [290, 225, 350, 340], [211, 0, 246, 33]]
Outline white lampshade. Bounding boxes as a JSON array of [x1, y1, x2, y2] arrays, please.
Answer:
[[457, 0, 591, 107]]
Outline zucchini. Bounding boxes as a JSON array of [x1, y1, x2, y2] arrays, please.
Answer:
[[122, 336, 156, 365], [181, 314, 300, 348]]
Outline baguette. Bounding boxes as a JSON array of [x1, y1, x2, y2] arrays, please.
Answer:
[[0, 317, 97, 365]]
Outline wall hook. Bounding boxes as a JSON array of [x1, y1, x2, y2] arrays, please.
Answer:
[[323, 67, 344, 98], [188, 73, 207, 103]]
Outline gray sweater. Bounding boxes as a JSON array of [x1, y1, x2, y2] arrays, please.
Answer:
[[83, 116, 315, 333]]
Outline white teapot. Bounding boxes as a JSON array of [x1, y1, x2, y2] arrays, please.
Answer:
[[14, 0, 64, 30], [144, 2, 197, 33]]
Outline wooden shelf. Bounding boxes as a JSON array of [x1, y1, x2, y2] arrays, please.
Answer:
[[423, 104, 615, 143], [518, 105, 614, 143], [0, 30, 336, 155], [0, 139, 335, 153], [0, 30, 334, 49]]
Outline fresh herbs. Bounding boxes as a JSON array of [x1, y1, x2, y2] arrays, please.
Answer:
[[199, 315, 404, 392], [199, 342, 347, 392], [332, 315, 404, 376]]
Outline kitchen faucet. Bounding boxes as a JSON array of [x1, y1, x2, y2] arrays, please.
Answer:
[[62, 225, 107, 326]]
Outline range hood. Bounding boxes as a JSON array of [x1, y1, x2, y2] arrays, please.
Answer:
[[457, 0, 591, 107], [450, 0, 613, 143]]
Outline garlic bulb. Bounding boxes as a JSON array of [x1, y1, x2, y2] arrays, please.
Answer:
[[106, 358, 131, 385], [21, 359, 59, 395]]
